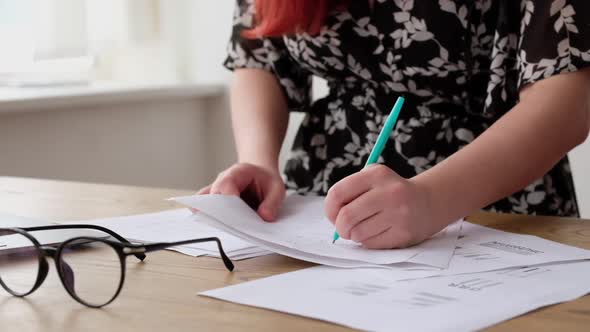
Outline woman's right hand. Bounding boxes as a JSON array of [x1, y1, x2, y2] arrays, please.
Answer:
[[198, 163, 286, 222]]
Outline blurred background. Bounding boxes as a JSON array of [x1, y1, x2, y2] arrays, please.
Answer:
[[0, 0, 588, 216]]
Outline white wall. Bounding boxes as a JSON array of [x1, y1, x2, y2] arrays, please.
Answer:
[[0, 93, 235, 190]]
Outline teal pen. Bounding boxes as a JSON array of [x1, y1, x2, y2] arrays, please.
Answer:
[[332, 96, 406, 244]]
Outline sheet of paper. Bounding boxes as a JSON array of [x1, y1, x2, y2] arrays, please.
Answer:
[[195, 212, 461, 269], [193, 215, 399, 268], [403, 220, 462, 268], [174, 194, 461, 268], [209, 249, 274, 261], [63, 209, 265, 259], [444, 222, 590, 274], [169, 246, 208, 257], [202, 261, 590, 332], [374, 222, 590, 280], [175, 246, 274, 260]]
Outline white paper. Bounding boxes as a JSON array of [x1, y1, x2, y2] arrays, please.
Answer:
[[202, 261, 590, 332], [63, 209, 265, 259], [172, 246, 274, 261], [446, 222, 590, 273], [402, 220, 462, 268], [169, 246, 208, 257], [210, 249, 274, 261], [374, 222, 590, 280], [174, 194, 461, 268]]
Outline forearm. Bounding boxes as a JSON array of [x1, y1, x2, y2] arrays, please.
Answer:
[[230, 69, 290, 172], [414, 69, 590, 226]]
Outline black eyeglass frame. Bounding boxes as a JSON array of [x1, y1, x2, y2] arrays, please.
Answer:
[[0, 224, 234, 308]]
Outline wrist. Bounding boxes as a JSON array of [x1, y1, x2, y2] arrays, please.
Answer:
[[410, 174, 456, 228], [237, 158, 281, 176]]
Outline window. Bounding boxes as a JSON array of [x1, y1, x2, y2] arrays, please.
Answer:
[[0, 0, 233, 87], [0, 0, 174, 86], [0, 1, 36, 72]]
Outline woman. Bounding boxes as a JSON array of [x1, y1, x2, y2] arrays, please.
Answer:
[[200, 0, 590, 249]]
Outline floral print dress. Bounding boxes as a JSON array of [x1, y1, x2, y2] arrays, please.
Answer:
[[224, 0, 590, 217]]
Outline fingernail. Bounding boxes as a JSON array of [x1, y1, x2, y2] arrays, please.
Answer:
[[260, 208, 275, 222]]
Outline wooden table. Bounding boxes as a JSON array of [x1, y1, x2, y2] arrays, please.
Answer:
[[0, 177, 589, 331]]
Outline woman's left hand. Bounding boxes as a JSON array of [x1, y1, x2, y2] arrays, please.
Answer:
[[324, 164, 442, 249]]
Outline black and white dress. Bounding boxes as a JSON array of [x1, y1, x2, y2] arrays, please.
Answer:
[[224, 0, 590, 216]]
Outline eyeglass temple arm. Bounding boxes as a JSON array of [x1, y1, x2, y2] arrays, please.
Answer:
[[141, 237, 235, 271], [21, 224, 146, 261]]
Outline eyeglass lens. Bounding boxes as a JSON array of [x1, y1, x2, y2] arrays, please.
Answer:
[[58, 238, 124, 307], [0, 229, 41, 296]]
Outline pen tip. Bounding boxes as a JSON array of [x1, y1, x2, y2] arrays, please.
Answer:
[[332, 239, 336, 244]]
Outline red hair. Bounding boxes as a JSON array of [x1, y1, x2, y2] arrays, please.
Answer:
[[243, 0, 349, 38]]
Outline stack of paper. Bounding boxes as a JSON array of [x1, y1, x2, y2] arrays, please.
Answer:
[[363, 221, 590, 281], [64, 209, 271, 260], [173, 194, 463, 269], [169, 194, 590, 331]]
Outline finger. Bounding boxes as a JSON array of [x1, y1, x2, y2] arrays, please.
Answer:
[[363, 163, 403, 180], [257, 182, 285, 222], [361, 227, 413, 249], [197, 184, 212, 195], [325, 173, 373, 223], [348, 211, 392, 243], [325, 164, 403, 223], [334, 189, 384, 239], [211, 180, 240, 196], [211, 165, 255, 196], [360, 227, 395, 249]]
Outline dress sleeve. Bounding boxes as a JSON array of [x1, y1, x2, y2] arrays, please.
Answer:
[[224, 0, 312, 111], [517, 0, 590, 89]]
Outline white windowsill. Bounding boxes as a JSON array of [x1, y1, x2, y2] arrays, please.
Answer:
[[0, 82, 225, 113]]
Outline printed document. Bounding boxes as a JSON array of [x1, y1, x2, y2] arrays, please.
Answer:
[[369, 221, 590, 280], [64, 209, 269, 260], [202, 261, 590, 332], [173, 194, 462, 268]]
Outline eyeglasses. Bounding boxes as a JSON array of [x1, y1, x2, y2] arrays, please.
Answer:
[[0, 224, 234, 308]]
